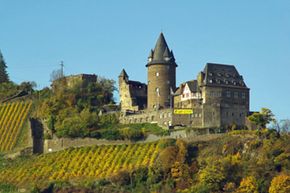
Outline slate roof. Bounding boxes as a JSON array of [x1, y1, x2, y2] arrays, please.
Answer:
[[147, 33, 177, 66], [119, 69, 128, 78], [203, 63, 248, 88], [175, 80, 199, 95], [128, 80, 147, 88], [186, 80, 198, 92]]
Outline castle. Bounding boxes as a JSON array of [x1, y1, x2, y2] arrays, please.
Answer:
[[119, 33, 250, 129]]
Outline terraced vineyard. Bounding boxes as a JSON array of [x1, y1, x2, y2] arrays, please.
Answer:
[[0, 101, 32, 152], [0, 141, 161, 187]]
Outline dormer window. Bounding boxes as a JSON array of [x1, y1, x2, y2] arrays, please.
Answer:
[[209, 72, 213, 76], [164, 56, 171, 61], [209, 79, 213, 83]]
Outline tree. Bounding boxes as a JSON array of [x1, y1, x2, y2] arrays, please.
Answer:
[[19, 81, 37, 93], [271, 119, 290, 133], [0, 50, 9, 83], [248, 108, 275, 129], [269, 174, 290, 193], [50, 69, 64, 82], [237, 176, 259, 193], [198, 162, 226, 191]]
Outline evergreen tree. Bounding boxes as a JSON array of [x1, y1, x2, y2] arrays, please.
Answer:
[[0, 50, 9, 83]]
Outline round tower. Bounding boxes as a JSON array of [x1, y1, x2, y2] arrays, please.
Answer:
[[146, 33, 177, 110]]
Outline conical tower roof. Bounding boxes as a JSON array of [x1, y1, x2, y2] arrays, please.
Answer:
[[153, 33, 170, 60], [146, 33, 177, 66]]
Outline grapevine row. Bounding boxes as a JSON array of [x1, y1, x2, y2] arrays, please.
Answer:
[[0, 101, 32, 151], [0, 141, 161, 187]]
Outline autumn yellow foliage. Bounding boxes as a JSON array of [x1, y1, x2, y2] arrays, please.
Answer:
[[237, 176, 259, 193], [269, 174, 290, 193]]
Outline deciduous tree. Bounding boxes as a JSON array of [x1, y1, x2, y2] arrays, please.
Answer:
[[237, 176, 259, 193], [269, 174, 290, 193], [248, 108, 275, 129], [0, 50, 9, 83]]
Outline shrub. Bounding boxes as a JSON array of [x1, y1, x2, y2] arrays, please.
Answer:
[[120, 128, 145, 141], [198, 162, 226, 191], [101, 129, 122, 140], [236, 176, 258, 193], [0, 183, 17, 193], [269, 174, 290, 193]]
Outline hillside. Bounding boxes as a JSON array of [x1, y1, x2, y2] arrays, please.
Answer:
[[0, 130, 289, 193], [0, 101, 32, 152]]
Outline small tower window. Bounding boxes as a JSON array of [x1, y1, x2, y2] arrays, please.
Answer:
[[156, 72, 159, 77], [156, 87, 160, 96]]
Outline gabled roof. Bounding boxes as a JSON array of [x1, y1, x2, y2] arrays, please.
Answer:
[[186, 80, 198, 93], [175, 80, 199, 95], [203, 63, 248, 88]]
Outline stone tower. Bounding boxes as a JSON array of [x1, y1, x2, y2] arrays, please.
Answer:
[[146, 33, 177, 110]]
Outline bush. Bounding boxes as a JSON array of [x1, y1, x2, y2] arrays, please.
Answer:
[[158, 138, 176, 149], [101, 129, 122, 140], [121, 123, 168, 136], [0, 183, 17, 193], [120, 128, 145, 141], [269, 174, 290, 193]]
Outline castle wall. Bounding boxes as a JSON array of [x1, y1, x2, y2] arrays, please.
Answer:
[[120, 109, 173, 127], [220, 87, 249, 126], [201, 86, 222, 128]]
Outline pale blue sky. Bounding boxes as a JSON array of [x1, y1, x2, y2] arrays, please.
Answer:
[[1, 0, 290, 120]]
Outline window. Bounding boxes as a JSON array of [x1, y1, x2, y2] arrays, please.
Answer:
[[209, 79, 213, 83], [242, 92, 246, 99], [156, 72, 159, 76], [226, 91, 231, 98], [156, 87, 160, 96], [234, 92, 238, 99]]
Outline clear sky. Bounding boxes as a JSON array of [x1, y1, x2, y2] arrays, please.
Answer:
[[1, 0, 290, 120]]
